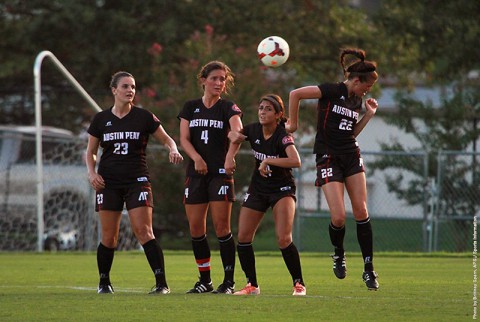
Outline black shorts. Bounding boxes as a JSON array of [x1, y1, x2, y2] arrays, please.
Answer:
[[95, 182, 153, 211], [315, 151, 364, 186], [242, 188, 296, 213], [183, 174, 235, 204]]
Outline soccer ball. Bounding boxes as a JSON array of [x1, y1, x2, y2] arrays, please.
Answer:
[[257, 36, 290, 68]]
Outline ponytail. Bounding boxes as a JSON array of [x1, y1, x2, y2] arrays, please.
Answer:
[[340, 48, 377, 82]]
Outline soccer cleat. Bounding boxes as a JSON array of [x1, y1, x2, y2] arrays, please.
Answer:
[[149, 285, 171, 295], [212, 281, 235, 294], [233, 283, 260, 295], [332, 254, 347, 279], [362, 271, 379, 290], [186, 280, 214, 294], [292, 282, 306, 296], [97, 284, 114, 294]]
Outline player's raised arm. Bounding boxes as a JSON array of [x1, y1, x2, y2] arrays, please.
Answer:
[[287, 86, 322, 133]]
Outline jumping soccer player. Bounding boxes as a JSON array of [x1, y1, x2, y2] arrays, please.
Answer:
[[287, 48, 380, 290]]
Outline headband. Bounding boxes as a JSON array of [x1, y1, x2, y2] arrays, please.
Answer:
[[260, 95, 282, 113]]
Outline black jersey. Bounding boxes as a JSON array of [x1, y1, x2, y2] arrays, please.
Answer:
[[87, 106, 161, 188], [178, 98, 242, 176], [244, 122, 295, 194], [314, 82, 363, 155]]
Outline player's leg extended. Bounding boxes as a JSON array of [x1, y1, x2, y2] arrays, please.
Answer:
[[211, 201, 236, 293], [97, 210, 121, 293], [273, 196, 306, 295], [236, 206, 264, 289]]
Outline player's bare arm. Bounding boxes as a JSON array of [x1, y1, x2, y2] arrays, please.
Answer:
[[179, 118, 208, 174], [258, 145, 301, 177], [225, 114, 243, 175], [287, 86, 322, 133], [354, 98, 378, 137], [153, 125, 183, 164], [86, 134, 105, 190]]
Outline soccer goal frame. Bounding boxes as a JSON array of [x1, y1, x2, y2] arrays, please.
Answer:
[[33, 50, 101, 252]]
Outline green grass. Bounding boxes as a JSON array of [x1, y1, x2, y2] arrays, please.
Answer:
[[0, 251, 474, 321]]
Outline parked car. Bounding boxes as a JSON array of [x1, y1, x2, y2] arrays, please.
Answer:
[[0, 125, 92, 251]]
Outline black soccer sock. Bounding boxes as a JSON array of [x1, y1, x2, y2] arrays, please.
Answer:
[[356, 218, 374, 271], [97, 243, 115, 285], [329, 222, 346, 256], [280, 243, 304, 286], [142, 239, 167, 287], [218, 232, 235, 284], [192, 234, 211, 283], [237, 242, 258, 287]]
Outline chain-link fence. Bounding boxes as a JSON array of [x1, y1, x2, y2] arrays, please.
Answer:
[[431, 151, 480, 252], [293, 149, 480, 252]]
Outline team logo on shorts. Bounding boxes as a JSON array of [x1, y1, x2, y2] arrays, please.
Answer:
[[218, 185, 229, 195], [138, 191, 149, 201]]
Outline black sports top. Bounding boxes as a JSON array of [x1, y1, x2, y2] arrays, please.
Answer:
[[244, 122, 295, 194], [88, 106, 161, 187], [178, 98, 242, 176], [314, 82, 363, 155]]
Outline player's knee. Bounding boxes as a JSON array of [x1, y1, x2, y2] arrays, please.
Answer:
[[331, 217, 346, 227], [277, 235, 293, 249], [101, 236, 118, 248], [133, 226, 154, 243], [214, 224, 231, 237], [237, 232, 253, 243], [353, 208, 368, 221]]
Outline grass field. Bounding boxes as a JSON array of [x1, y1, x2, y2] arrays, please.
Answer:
[[0, 251, 473, 321]]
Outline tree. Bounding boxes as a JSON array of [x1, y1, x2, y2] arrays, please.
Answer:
[[373, 0, 480, 86], [368, 0, 480, 251]]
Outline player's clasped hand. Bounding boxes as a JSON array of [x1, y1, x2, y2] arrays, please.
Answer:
[[169, 151, 184, 164], [88, 173, 105, 191], [258, 161, 272, 178], [194, 158, 208, 175], [365, 98, 378, 115]]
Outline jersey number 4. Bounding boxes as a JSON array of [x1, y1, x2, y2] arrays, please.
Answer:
[[201, 130, 209, 144]]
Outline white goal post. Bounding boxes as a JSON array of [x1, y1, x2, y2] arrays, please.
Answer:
[[33, 50, 101, 252]]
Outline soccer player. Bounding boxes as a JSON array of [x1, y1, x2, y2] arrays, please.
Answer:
[[287, 48, 380, 290], [86, 71, 183, 294], [178, 61, 243, 294], [228, 94, 306, 296]]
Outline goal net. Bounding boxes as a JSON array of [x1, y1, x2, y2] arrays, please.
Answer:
[[0, 126, 139, 251]]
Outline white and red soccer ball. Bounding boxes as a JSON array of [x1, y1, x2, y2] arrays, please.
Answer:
[[257, 36, 290, 68]]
